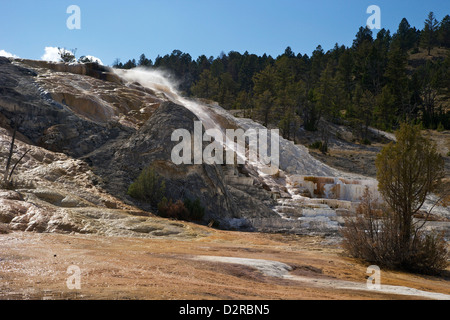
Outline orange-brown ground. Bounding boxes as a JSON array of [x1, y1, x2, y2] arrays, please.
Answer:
[[1, 227, 449, 300]]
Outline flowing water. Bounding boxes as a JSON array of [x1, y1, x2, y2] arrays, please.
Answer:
[[112, 68, 427, 234]]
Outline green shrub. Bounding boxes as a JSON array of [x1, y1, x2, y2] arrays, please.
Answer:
[[309, 141, 323, 150], [361, 138, 372, 145], [309, 141, 328, 154], [127, 166, 166, 207], [184, 198, 205, 221], [157, 197, 169, 213], [436, 122, 444, 132]]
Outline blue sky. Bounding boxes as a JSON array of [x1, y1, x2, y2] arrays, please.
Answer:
[[0, 0, 448, 65]]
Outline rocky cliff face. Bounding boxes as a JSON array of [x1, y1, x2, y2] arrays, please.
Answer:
[[0, 57, 279, 233], [1, 57, 448, 237]]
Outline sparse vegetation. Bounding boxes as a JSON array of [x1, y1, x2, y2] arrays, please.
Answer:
[[309, 141, 322, 149], [58, 47, 77, 63], [341, 188, 448, 274], [309, 140, 328, 154], [2, 113, 31, 189], [157, 197, 205, 222], [184, 198, 205, 221], [127, 167, 205, 222], [341, 123, 448, 274], [127, 166, 166, 207], [157, 198, 189, 220], [78, 56, 96, 64]]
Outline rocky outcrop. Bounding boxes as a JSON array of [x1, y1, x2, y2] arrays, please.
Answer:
[[84, 101, 278, 228], [0, 56, 126, 157], [0, 57, 279, 231]]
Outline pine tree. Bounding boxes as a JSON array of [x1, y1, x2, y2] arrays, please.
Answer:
[[392, 18, 417, 52], [420, 12, 440, 56], [138, 54, 152, 67], [438, 15, 450, 48], [384, 43, 410, 122], [254, 90, 275, 127], [336, 51, 354, 103], [191, 69, 219, 99], [352, 26, 373, 49], [374, 85, 396, 131], [417, 61, 441, 128]]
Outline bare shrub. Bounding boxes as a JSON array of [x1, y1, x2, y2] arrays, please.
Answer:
[[341, 188, 448, 274], [157, 198, 190, 220]]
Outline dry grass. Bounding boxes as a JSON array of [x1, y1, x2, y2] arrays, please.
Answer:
[[0, 229, 449, 300], [309, 146, 381, 178]]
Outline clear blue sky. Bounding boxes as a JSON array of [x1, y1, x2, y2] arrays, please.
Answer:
[[0, 0, 448, 65]]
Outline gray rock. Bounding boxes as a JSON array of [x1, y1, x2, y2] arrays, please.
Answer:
[[0, 59, 125, 158], [85, 101, 279, 228], [0, 60, 280, 231]]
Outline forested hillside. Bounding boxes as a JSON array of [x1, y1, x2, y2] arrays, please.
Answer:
[[114, 12, 450, 141]]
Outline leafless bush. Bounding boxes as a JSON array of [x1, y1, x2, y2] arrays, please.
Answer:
[[2, 111, 31, 188], [157, 198, 190, 220], [340, 188, 448, 275]]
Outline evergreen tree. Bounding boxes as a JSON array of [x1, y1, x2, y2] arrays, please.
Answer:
[[191, 69, 219, 99], [336, 51, 354, 103], [123, 59, 137, 69], [392, 18, 417, 52], [254, 90, 275, 127], [417, 61, 441, 128], [217, 72, 238, 107], [352, 26, 373, 49], [309, 45, 326, 85], [374, 85, 396, 131], [316, 61, 335, 121], [384, 43, 410, 122], [112, 58, 123, 69], [234, 90, 252, 118], [302, 89, 321, 131], [352, 27, 376, 93], [420, 12, 441, 55], [112, 13, 449, 134], [138, 54, 152, 67], [252, 64, 277, 97], [438, 15, 450, 48]]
